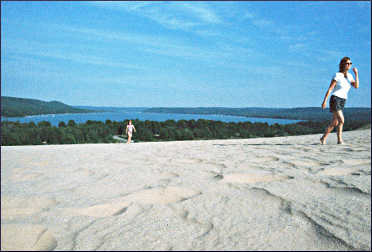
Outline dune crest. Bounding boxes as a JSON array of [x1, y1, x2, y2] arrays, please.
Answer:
[[1, 129, 370, 250]]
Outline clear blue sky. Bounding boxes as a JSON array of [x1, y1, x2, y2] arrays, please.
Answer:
[[1, 1, 371, 108]]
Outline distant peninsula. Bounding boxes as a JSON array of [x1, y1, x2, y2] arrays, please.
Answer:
[[2, 96, 370, 123], [1, 96, 96, 117], [144, 107, 371, 122]]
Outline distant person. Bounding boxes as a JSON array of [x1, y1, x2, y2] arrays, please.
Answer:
[[125, 120, 136, 144], [320, 57, 359, 145]]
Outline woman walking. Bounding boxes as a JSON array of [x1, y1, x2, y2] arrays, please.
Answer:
[[320, 57, 359, 145], [126, 120, 136, 144]]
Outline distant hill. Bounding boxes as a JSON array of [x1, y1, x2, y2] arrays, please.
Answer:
[[1, 96, 95, 117], [144, 107, 371, 122], [74, 106, 148, 112]]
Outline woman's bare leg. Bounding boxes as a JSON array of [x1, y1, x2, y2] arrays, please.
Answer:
[[320, 112, 339, 144], [127, 134, 132, 144], [335, 110, 345, 144]]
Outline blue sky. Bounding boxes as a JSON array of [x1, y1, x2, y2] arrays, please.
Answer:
[[1, 1, 371, 108]]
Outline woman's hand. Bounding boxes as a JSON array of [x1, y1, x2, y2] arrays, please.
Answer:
[[352, 67, 358, 75], [321, 101, 326, 110]]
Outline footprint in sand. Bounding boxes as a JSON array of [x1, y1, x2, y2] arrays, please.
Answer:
[[317, 159, 371, 176], [1, 196, 58, 220], [341, 159, 371, 166], [220, 172, 291, 184], [64, 186, 201, 218], [63, 201, 132, 218], [175, 158, 204, 165], [209, 171, 224, 181], [1, 224, 57, 251], [10, 172, 43, 182], [253, 156, 280, 163], [158, 172, 180, 180], [318, 167, 364, 176], [284, 159, 323, 169], [156, 172, 180, 185]]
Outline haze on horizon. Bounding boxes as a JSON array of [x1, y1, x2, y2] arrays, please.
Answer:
[[1, 1, 371, 108]]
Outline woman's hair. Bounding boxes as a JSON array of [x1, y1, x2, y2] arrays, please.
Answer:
[[339, 56, 351, 73]]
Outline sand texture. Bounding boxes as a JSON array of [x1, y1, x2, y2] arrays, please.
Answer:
[[1, 129, 371, 251]]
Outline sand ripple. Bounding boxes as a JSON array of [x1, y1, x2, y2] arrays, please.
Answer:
[[1, 224, 57, 251]]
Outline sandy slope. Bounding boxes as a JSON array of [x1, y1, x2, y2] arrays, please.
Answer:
[[1, 129, 371, 251]]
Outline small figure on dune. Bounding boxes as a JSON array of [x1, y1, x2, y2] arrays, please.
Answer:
[[125, 120, 136, 144], [320, 57, 359, 145]]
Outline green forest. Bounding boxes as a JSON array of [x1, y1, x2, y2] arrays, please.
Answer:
[[1, 118, 370, 146]]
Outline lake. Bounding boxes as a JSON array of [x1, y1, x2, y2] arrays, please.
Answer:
[[1, 111, 302, 126]]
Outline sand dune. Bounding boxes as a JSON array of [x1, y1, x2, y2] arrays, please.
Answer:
[[1, 129, 370, 251]]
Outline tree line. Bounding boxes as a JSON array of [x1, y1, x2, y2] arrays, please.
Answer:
[[1, 118, 370, 146]]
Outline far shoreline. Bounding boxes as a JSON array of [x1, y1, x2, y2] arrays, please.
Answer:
[[1, 111, 304, 126]]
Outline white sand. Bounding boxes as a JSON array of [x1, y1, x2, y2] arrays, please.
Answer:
[[1, 129, 370, 251]]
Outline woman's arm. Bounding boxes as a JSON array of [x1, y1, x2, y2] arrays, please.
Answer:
[[352, 68, 359, 88], [321, 79, 337, 109]]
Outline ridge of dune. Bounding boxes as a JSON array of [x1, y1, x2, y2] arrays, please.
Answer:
[[1, 129, 370, 251]]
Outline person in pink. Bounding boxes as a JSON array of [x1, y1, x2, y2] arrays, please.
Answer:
[[125, 120, 136, 144], [320, 57, 359, 145]]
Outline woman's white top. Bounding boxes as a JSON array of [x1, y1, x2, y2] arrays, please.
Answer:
[[127, 124, 135, 133], [332, 72, 355, 99]]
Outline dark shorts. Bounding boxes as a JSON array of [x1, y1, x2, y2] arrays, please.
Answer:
[[329, 95, 346, 113]]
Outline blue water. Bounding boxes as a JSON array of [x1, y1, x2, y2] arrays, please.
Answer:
[[1, 111, 301, 126]]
